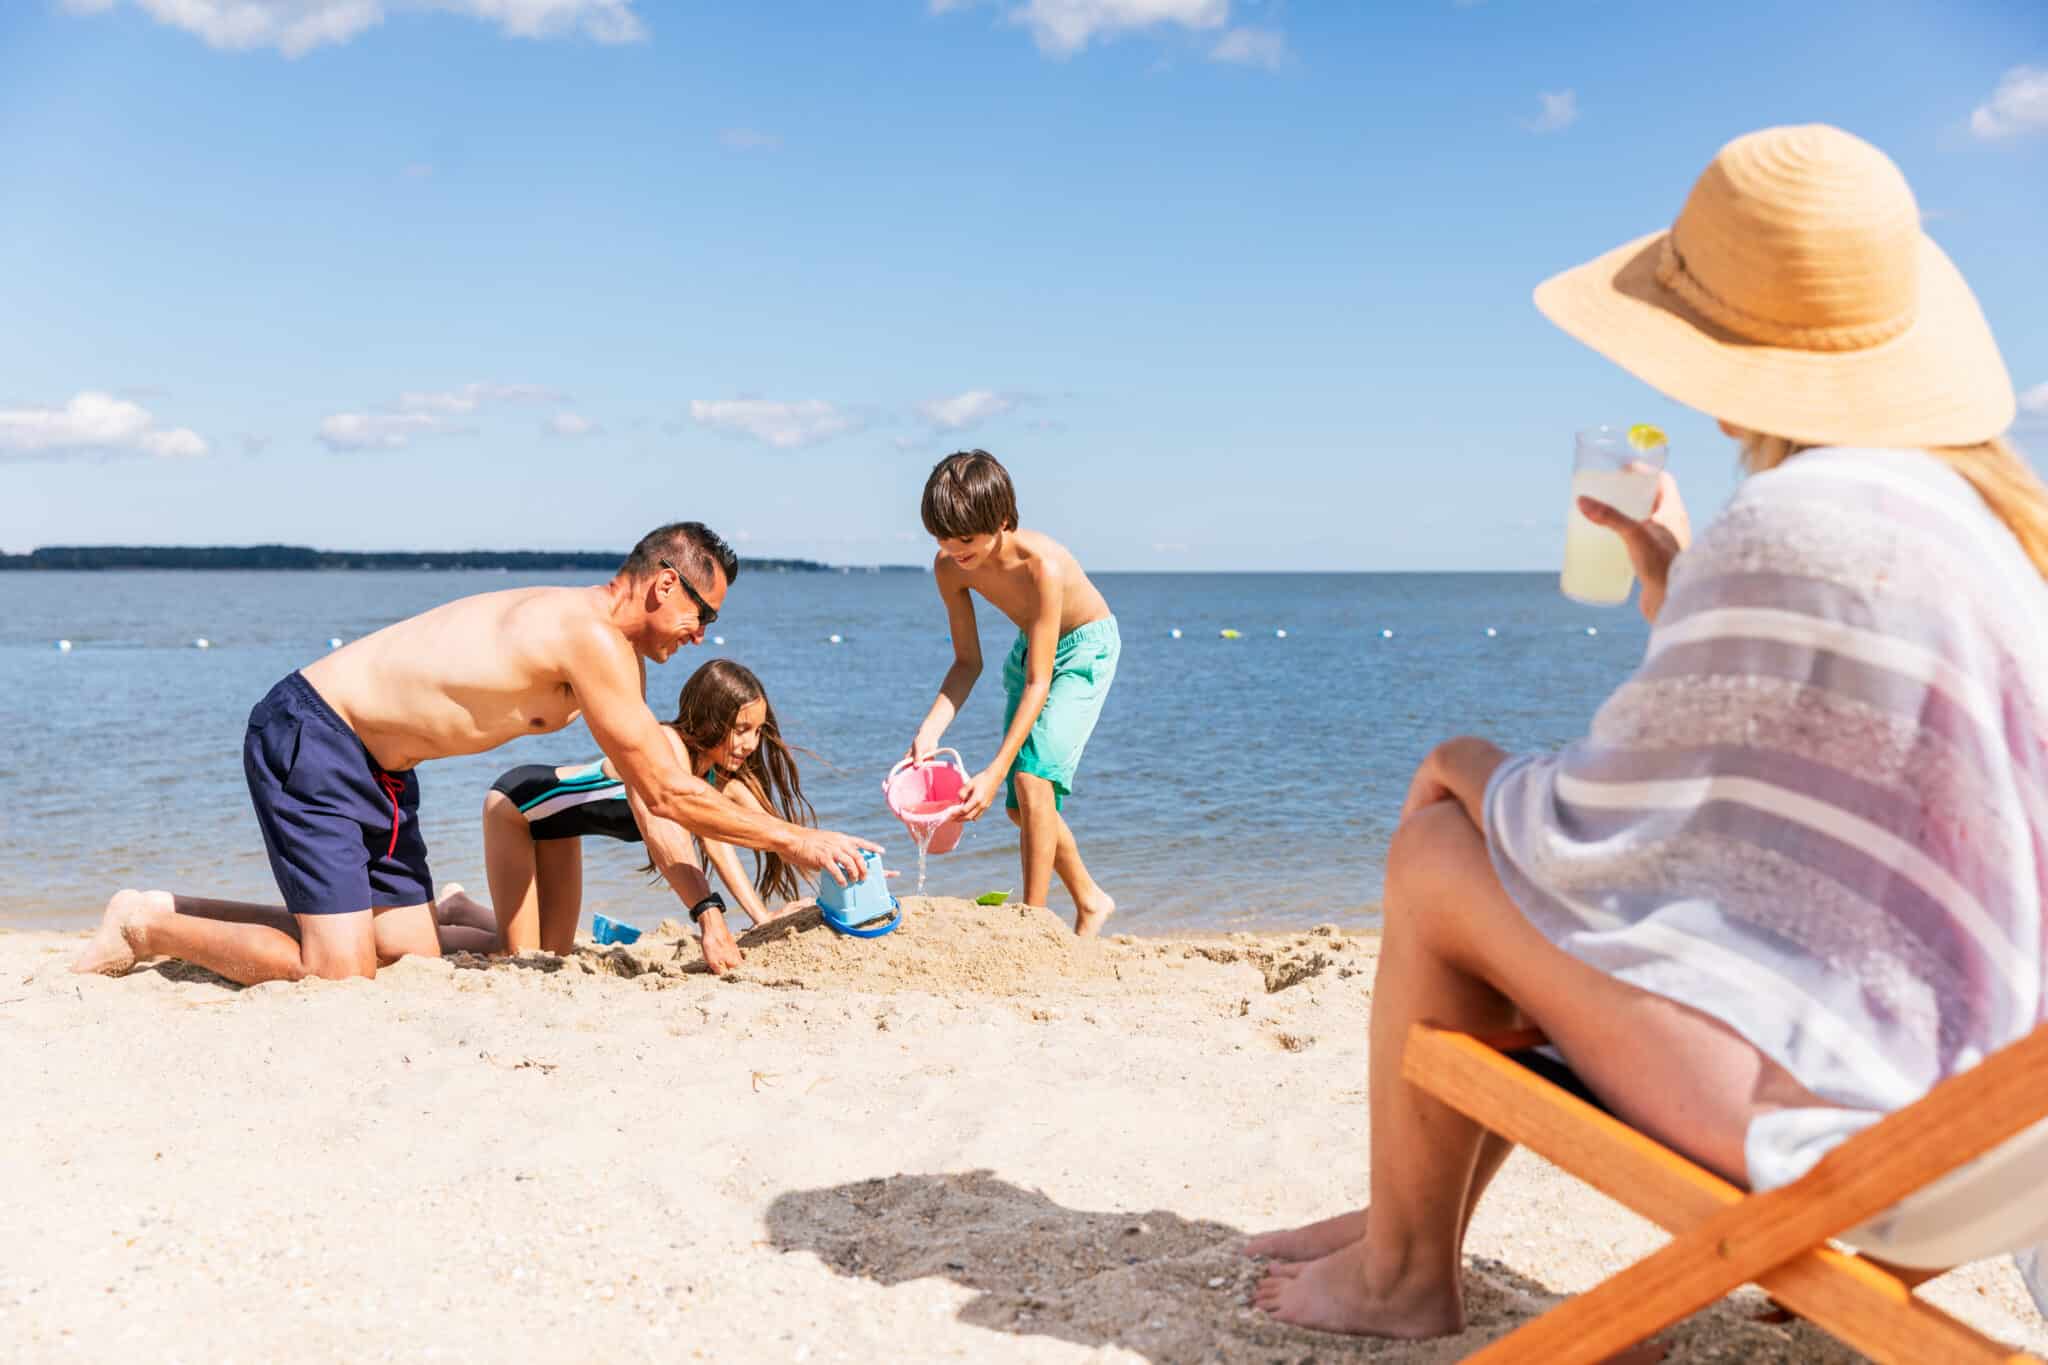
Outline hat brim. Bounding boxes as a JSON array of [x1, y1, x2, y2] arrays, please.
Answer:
[[1533, 230, 2015, 449]]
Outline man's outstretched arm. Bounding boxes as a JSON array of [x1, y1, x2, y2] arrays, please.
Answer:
[[565, 622, 876, 882]]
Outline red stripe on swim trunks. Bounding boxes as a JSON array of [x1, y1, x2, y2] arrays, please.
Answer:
[[376, 773, 404, 857]]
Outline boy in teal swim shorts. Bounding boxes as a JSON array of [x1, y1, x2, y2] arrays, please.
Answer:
[[906, 449, 1121, 935]]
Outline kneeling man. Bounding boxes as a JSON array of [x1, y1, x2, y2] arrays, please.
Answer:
[[73, 522, 876, 984]]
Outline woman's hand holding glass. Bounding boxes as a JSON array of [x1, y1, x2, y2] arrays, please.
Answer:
[[1575, 469, 1693, 623]]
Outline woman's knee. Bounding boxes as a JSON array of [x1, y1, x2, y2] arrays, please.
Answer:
[[1385, 801, 1480, 913]]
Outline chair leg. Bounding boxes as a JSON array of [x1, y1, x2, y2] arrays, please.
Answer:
[[1406, 1025, 2041, 1365]]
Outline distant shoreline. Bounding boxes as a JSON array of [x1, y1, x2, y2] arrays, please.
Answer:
[[0, 545, 923, 574]]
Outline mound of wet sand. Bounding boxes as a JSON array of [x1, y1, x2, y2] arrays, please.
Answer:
[[550, 895, 1378, 998]]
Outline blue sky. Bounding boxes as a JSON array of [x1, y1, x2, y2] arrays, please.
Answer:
[[2, 0, 2043, 570]]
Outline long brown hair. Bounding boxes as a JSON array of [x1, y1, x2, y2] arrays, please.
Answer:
[[660, 659, 815, 902], [1739, 430, 2048, 578]]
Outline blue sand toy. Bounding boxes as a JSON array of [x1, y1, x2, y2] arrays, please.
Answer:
[[816, 849, 901, 938], [591, 913, 642, 946]]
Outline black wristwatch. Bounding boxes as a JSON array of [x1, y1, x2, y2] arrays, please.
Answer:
[[689, 892, 727, 925]]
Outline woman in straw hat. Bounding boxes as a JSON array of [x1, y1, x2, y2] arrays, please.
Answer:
[[1248, 123, 2048, 1338]]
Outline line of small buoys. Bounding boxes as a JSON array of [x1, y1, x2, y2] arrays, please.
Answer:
[[1160, 624, 1621, 642], [712, 635, 725, 645], [193, 637, 211, 650], [827, 633, 844, 645], [328, 637, 344, 649], [56, 639, 73, 652]]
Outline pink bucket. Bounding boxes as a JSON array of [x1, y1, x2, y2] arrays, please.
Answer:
[[884, 749, 970, 855]]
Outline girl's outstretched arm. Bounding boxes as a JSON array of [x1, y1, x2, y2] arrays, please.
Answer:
[[705, 781, 779, 925]]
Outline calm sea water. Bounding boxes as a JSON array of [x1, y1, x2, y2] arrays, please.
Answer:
[[0, 570, 1648, 935]]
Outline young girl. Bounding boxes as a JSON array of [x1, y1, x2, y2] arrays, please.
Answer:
[[435, 659, 814, 974]]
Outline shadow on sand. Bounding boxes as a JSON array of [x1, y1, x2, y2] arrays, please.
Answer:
[[760, 1169, 1661, 1363]]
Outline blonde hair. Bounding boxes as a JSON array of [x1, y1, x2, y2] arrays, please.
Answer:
[[1737, 430, 2048, 578]]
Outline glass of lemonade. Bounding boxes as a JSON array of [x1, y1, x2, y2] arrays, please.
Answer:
[[1561, 425, 1667, 605]]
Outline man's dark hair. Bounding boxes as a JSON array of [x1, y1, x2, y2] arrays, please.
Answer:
[[920, 449, 1019, 540], [618, 521, 740, 590]]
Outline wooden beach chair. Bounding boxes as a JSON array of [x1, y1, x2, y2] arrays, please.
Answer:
[[1403, 1020, 2048, 1364]]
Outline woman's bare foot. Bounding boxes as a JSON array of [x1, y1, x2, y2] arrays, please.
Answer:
[[1252, 1237, 1463, 1338], [1074, 890, 1115, 937], [70, 889, 170, 976], [1244, 1208, 1368, 1262]]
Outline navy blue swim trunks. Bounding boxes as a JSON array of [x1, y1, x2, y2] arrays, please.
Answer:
[[243, 671, 434, 917]]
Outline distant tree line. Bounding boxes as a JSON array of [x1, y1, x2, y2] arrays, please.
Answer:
[[0, 545, 906, 573]]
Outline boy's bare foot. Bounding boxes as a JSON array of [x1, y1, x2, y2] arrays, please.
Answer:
[[71, 889, 169, 975], [1252, 1237, 1462, 1338], [1244, 1208, 1368, 1262], [1074, 890, 1115, 937]]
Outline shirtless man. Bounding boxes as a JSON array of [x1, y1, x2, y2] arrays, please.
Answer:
[[72, 521, 877, 984]]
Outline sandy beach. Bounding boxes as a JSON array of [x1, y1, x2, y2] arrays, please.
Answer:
[[5, 901, 2043, 1363]]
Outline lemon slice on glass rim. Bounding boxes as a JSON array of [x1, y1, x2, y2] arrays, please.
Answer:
[[1627, 423, 1668, 452]]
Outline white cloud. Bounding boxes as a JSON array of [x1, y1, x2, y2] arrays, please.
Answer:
[[62, 0, 647, 58], [719, 128, 782, 152], [1524, 89, 1578, 134], [1008, 0, 1227, 57], [545, 410, 597, 437], [2020, 381, 2048, 417], [1209, 26, 1284, 69], [318, 380, 556, 450], [0, 391, 209, 462], [139, 428, 209, 458], [317, 412, 461, 451], [689, 399, 863, 450], [395, 381, 558, 415], [1972, 67, 2048, 139], [917, 389, 1016, 431]]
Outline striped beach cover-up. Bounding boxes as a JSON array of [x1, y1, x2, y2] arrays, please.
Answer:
[[1485, 446, 2048, 1309]]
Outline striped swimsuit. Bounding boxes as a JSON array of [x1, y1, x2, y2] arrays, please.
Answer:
[[490, 760, 718, 843]]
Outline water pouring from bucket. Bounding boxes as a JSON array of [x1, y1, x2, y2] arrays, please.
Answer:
[[884, 749, 971, 894]]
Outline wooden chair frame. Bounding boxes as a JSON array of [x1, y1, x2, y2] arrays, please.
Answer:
[[1403, 1021, 2048, 1363]]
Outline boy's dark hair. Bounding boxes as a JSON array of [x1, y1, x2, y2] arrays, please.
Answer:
[[920, 449, 1019, 540], [618, 521, 740, 590]]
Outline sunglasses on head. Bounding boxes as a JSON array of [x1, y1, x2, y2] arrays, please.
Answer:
[[658, 558, 719, 627]]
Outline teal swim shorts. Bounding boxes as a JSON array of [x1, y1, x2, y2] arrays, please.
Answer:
[[1001, 616, 1120, 811]]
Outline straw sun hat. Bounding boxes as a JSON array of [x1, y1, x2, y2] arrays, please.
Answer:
[[1534, 123, 2015, 449]]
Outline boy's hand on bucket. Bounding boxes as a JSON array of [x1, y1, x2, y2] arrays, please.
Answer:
[[906, 734, 939, 765], [956, 768, 1002, 822]]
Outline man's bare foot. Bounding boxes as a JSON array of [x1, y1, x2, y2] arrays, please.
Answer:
[[1074, 890, 1115, 937], [71, 889, 169, 976], [1252, 1237, 1462, 1338], [1244, 1208, 1368, 1262]]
